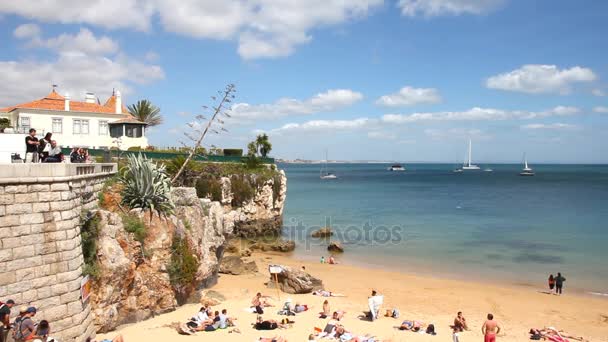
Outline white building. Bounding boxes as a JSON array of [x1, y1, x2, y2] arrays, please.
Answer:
[[0, 88, 148, 150]]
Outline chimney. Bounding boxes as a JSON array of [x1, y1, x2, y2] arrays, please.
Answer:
[[115, 90, 122, 114], [85, 92, 96, 104], [64, 93, 70, 111]]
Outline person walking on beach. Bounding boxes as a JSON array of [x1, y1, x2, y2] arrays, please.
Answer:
[[482, 313, 501, 342], [555, 272, 566, 295], [548, 274, 555, 291]]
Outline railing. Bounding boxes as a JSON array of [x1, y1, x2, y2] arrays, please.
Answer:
[[0, 163, 117, 183], [60, 148, 275, 164], [75, 165, 96, 175]]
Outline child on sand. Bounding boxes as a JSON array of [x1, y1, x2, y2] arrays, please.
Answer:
[[548, 274, 555, 291], [319, 300, 331, 318]]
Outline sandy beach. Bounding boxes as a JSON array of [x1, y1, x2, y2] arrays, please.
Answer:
[[98, 252, 608, 342]]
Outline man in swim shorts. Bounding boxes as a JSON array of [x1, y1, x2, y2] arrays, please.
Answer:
[[482, 313, 501, 342]]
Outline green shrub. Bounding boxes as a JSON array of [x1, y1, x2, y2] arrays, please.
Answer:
[[168, 234, 199, 288], [195, 177, 222, 201], [223, 149, 243, 157], [81, 211, 101, 279], [231, 175, 255, 207], [122, 214, 147, 244], [127, 146, 142, 151], [164, 156, 200, 186], [272, 174, 282, 204], [244, 155, 262, 170], [120, 154, 174, 216]]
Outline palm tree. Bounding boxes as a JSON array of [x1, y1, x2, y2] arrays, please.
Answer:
[[255, 134, 272, 158], [128, 100, 163, 127]]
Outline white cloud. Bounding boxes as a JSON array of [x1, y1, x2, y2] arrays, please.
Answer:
[[592, 89, 606, 97], [0, 0, 383, 60], [231, 89, 363, 121], [521, 123, 580, 130], [367, 131, 397, 140], [269, 118, 371, 134], [0, 27, 163, 107], [0, 1, 153, 31], [13, 23, 40, 38], [376, 86, 441, 107], [424, 128, 491, 140], [23, 28, 120, 56], [593, 106, 608, 113], [381, 106, 580, 124], [398, 0, 504, 17], [486, 64, 597, 94]]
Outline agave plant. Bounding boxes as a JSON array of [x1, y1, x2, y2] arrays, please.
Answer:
[[120, 153, 174, 216]]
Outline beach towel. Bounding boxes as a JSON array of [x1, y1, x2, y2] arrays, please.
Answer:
[[367, 295, 383, 321]]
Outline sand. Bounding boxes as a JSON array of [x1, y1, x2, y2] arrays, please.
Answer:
[[98, 252, 608, 342]]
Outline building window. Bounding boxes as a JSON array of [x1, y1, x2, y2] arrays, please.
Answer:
[[20, 117, 30, 133], [52, 118, 62, 133], [99, 120, 108, 135], [125, 124, 143, 138], [73, 119, 89, 135]]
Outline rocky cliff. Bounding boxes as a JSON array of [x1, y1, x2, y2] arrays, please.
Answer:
[[90, 170, 286, 332]]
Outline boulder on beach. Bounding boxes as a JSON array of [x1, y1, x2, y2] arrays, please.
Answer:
[[219, 255, 258, 275], [311, 227, 333, 238], [327, 241, 344, 253], [198, 290, 226, 307], [250, 239, 296, 252], [266, 265, 324, 294]]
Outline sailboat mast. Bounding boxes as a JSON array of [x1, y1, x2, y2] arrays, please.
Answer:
[[468, 139, 472, 167]]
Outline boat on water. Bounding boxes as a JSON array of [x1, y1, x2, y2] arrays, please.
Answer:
[[387, 164, 406, 171], [520, 154, 535, 176], [461, 139, 480, 171], [320, 150, 338, 179]]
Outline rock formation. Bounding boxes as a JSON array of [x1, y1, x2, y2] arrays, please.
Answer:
[[91, 169, 287, 333], [266, 265, 323, 294], [327, 242, 344, 253], [311, 227, 333, 238], [219, 255, 258, 275]]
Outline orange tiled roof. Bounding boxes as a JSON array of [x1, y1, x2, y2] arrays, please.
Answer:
[[103, 94, 129, 114], [1, 90, 124, 114]]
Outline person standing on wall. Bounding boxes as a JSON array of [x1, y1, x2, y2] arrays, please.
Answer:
[[24, 129, 40, 163]]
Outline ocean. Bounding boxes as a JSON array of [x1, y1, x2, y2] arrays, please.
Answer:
[[278, 163, 608, 296]]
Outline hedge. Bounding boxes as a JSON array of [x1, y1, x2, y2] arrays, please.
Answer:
[[223, 149, 243, 157]]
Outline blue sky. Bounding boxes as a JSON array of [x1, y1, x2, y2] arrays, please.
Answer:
[[1, 0, 607, 163]]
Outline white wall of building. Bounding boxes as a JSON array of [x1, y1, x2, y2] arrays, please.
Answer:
[[8, 109, 148, 150]]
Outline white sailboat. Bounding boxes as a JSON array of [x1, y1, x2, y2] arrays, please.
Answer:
[[320, 150, 337, 179], [520, 153, 535, 176], [461, 139, 480, 171]]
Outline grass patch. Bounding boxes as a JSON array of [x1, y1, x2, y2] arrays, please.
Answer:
[[121, 214, 147, 245], [81, 211, 101, 279], [230, 175, 255, 207], [195, 177, 222, 201], [168, 234, 200, 288]]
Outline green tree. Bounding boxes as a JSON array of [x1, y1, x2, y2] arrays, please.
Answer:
[[255, 133, 272, 158], [128, 99, 163, 127], [247, 141, 258, 157]]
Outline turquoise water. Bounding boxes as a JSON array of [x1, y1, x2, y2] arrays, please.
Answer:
[[279, 163, 608, 295]]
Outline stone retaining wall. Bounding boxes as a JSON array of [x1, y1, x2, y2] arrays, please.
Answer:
[[0, 164, 117, 341]]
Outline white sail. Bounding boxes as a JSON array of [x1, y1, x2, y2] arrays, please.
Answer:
[[462, 138, 480, 170]]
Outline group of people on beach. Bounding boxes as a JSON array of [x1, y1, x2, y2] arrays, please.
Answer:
[[548, 273, 566, 295]]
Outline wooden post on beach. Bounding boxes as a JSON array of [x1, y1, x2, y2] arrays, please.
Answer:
[[269, 265, 282, 302], [273, 272, 281, 301]]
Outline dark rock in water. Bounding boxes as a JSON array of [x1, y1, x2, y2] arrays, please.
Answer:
[[250, 239, 295, 253], [267, 265, 323, 294], [219, 255, 258, 275], [327, 242, 344, 253], [311, 227, 333, 238]]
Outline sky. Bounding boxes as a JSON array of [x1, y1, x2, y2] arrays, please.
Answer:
[[1, 0, 607, 163]]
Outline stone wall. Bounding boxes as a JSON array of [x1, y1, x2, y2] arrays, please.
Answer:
[[0, 163, 117, 341]]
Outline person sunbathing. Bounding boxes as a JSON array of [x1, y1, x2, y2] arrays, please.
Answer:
[[399, 319, 426, 332], [253, 316, 285, 330], [258, 337, 287, 342], [453, 311, 469, 331], [252, 293, 274, 307], [319, 300, 331, 318], [332, 310, 346, 321], [312, 290, 345, 297]]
